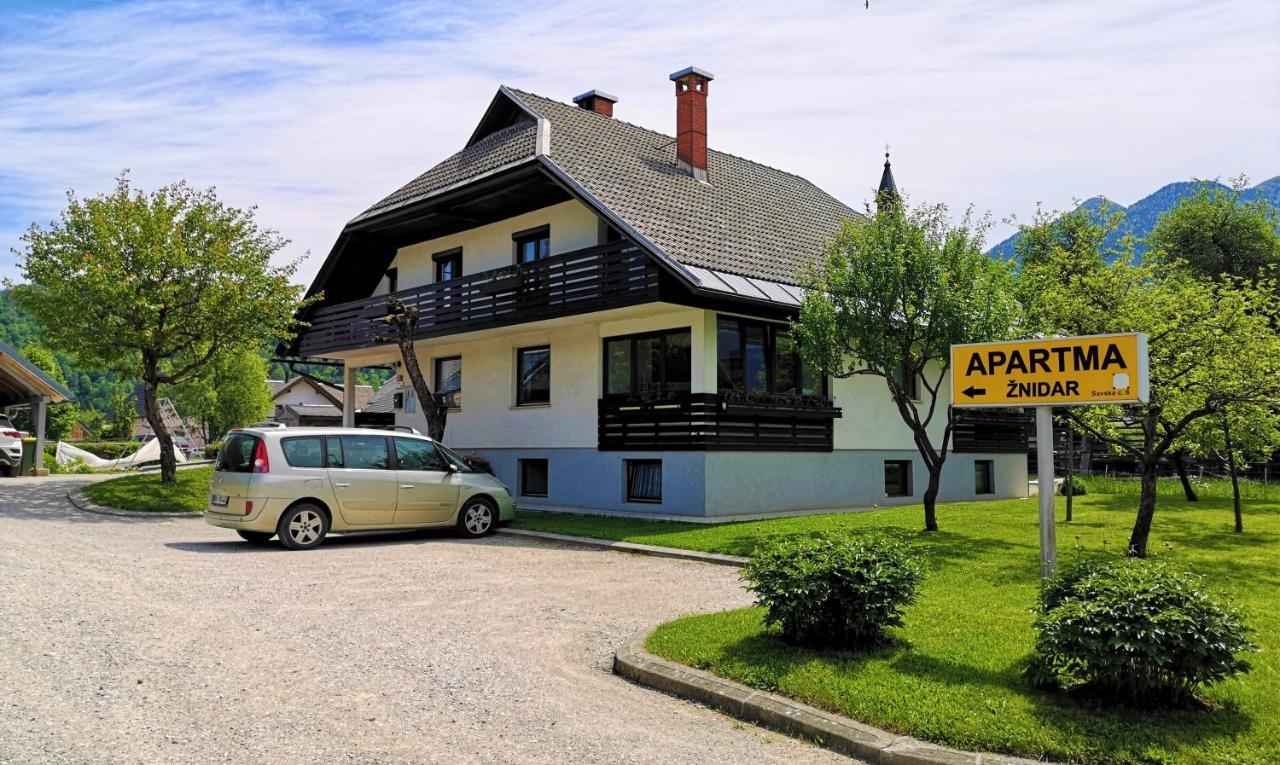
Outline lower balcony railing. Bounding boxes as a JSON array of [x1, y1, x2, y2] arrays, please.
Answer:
[[951, 407, 1032, 453], [296, 240, 661, 357], [598, 392, 842, 452]]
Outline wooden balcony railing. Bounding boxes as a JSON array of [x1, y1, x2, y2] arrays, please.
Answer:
[[598, 392, 842, 452], [295, 241, 661, 357], [952, 407, 1032, 453]]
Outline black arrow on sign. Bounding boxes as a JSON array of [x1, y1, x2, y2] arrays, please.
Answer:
[[962, 385, 986, 398]]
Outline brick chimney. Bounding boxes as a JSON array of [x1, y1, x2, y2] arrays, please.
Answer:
[[572, 89, 618, 118], [669, 66, 714, 183]]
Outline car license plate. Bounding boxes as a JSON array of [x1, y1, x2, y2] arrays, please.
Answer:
[[211, 494, 230, 507]]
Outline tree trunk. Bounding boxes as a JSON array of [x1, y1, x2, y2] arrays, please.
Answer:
[[1065, 426, 1074, 523], [395, 329, 447, 442], [922, 466, 941, 532], [1128, 461, 1159, 558], [141, 378, 177, 484], [1173, 450, 1198, 502], [1223, 419, 1242, 533]]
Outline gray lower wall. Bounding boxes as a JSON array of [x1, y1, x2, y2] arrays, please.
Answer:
[[460, 447, 1028, 518], [702, 451, 1028, 517]]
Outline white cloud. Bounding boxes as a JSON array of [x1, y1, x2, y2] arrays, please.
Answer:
[[2, 0, 1277, 285]]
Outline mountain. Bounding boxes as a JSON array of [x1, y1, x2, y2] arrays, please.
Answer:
[[988, 176, 1280, 262]]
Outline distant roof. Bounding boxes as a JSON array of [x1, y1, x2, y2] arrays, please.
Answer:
[[349, 86, 861, 288], [281, 403, 342, 420], [0, 341, 75, 405], [363, 376, 401, 414], [272, 375, 375, 411]]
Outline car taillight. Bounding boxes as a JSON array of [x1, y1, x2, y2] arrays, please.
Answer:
[[2, 430, 20, 438], [244, 500, 254, 516], [252, 439, 269, 473]]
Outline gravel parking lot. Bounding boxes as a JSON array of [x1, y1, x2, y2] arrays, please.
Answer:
[[0, 477, 846, 764]]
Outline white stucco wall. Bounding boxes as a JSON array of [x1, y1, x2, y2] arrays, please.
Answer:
[[394, 305, 707, 450], [380, 199, 601, 292]]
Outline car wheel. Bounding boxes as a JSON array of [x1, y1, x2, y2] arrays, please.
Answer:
[[236, 530, 274, 545], [456, 497, 497, 538], [276, 503, 329, 550]]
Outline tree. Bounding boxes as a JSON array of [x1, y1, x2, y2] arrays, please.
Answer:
[[1184, 403, 1280, 533], [1147, 177, 1280, 282], [168, 351, 274, 442], [13, 174, 310, 482], [1018, 208, 1280, 557], [15, 342, 80, 441], [795, 199, 1019, 531], [379, 297, 450, 441], [100, 385, 136, 441]]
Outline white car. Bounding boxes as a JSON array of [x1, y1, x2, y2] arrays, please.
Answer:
[[0, 415, 25, 476]]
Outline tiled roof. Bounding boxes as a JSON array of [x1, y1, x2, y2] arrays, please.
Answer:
[[363, 376, 401, 414], [514, 89, 859, 286], [359, 121, 539, 219], [351, 86, 861, 289]]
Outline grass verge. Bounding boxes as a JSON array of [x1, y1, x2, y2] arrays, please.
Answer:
[[82, 465, 213, 513], [516, 491, 1278, 764]]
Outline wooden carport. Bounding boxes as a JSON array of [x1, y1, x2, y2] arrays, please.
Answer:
[[0, 341, 75, 475]]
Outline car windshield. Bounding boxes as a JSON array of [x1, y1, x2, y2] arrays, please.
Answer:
[[435, 443, 476, 472]]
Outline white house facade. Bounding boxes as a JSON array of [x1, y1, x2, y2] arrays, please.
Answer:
[[287, 69, 1029, 518]]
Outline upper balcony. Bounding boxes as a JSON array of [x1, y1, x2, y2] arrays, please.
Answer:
[[295, 240, 662, 357]]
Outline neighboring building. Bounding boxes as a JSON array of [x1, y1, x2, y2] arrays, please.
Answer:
[[270, 374, 389, 427], [286, 68, 1028, 517]]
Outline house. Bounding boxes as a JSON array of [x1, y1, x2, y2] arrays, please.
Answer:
[[286, 68, 1029, 518], [270, 374, 390, 427]]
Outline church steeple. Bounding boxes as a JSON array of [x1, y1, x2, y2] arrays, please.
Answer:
[[877, 149, 898, 205]]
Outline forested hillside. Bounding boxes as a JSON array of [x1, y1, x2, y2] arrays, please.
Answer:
[[0, 289, 129, 416], [988, 176, 1280, 261]]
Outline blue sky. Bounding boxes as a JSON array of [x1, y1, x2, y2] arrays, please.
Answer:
[[2, 0, 1278, 286]]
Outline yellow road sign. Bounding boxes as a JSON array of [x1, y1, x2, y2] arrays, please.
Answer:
[[950, 333, 1148, 408]]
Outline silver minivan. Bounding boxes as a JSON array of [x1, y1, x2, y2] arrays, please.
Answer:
[[204, 427, 516, 550]]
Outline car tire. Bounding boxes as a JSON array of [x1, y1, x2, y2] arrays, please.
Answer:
[[276, 503, 329, 550], [236, 530, 274, 545], [456, 497, 497, 538]]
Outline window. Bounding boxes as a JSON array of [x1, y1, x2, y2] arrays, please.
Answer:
[[281, 436, 324, 468], [604, 329, 691, 399], [717, 317, 824, 396], [339, 435, 391, 470], [394, 437, 447, 471], [516, 346, 551, 406], [519, 458, 548, 497], [513, 226, 550, 264], [892, 362, 919, 400], [217, 434, 258, 473], [434, 248, 462, 282], [434, 356, 462, 408], [884, 460, 912, 497], [975, 460, 994, 495], [325, 436, 343, 467], [626, 460, 662, 503], [384, 267, 398, 294]]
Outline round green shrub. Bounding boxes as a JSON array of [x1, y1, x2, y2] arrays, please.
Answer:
[[743, 532, 924, 650], [1057, 476, 1087, 496], [73, 441, 137, 460], [1026, 557, 1257, 704], [203, 440, 223, 460]]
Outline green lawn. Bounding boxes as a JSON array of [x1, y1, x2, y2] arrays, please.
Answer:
[[513, 491, 1279, 764], [82, 465, 213, 513]]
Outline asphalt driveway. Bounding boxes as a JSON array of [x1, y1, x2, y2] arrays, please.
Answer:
[[0, 477, 846, 764]]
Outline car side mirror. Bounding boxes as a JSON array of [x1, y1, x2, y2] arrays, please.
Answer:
[[445, 463, 458, 473]]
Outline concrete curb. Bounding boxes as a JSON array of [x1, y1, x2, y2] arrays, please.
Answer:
[[614, 632, 1044, 765], [67, 489, 201, 519], [497, 527, 747, 567]]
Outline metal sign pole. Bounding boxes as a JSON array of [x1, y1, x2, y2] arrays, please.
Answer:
[[1035, 405, 1057, 579]]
